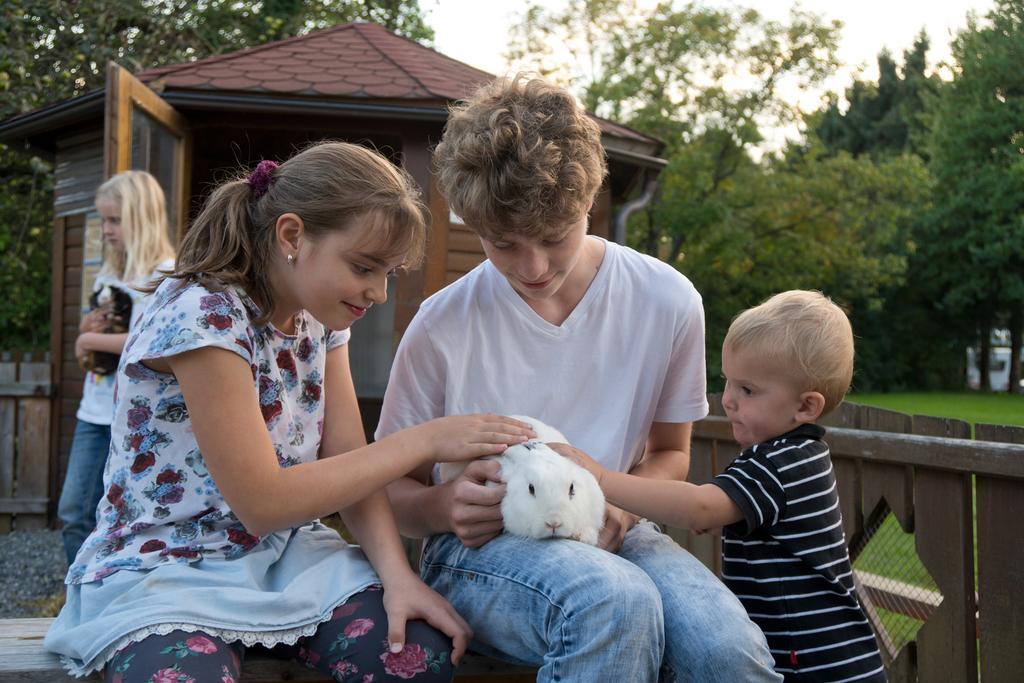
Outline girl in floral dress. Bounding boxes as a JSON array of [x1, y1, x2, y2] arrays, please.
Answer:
[[45, 142, 533, 683]]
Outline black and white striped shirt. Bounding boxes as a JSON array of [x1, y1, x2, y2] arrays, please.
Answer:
[[713, 424, 886, 682]]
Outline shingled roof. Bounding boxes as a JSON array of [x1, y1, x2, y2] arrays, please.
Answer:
[[135, 22, 655, 145], [137, 22, 490, 102]]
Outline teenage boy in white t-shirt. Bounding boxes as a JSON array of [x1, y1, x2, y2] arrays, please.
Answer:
[[376, 75, 781, 682]]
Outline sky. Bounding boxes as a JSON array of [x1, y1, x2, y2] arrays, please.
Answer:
[[424, 0, 996, 111]]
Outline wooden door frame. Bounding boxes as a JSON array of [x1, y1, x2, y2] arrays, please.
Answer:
[[103, 62, 191, 240]]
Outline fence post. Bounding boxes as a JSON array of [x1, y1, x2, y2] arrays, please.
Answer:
[[16, 352, 52, 529], [975, 422, 1024, 681]]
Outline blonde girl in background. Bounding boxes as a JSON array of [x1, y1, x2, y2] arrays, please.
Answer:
[[58, 170, 175, 565], [45, 142, 531, 683]]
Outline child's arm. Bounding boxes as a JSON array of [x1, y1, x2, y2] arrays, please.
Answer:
[[592, 421, 693, 551], [168, 346, 529, 537], [601, 471, 742, 532], [74, 331, 129, 361], [319, 345, 472, 661], [319, 345, 420, 558], [554, 445, 743, 532]]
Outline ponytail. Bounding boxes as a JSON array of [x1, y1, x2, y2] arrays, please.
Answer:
[[168, 178, 277, 320]]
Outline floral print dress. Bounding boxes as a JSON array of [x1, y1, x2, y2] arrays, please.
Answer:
[[46, 279, 379, 677]]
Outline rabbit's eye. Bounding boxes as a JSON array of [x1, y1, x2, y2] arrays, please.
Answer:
[[528, 484, 535, 496], [569, 483, 575, 498]]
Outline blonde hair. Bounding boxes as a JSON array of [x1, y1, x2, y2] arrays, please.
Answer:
[[167, 141, 428, 324], [96, 170, 175, 285], [724, 290, 855, 415], [433, 74, 607, 239]]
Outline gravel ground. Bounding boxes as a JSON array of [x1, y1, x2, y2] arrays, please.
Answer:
[[0, 529, 67, 618]]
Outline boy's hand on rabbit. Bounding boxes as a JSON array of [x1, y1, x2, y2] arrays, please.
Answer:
[[424, 413, 535, 462], [444, 459, 506, 548], [598, 504, 640, 553], [548, 442, 604, 483], [381, 573, 473, 666]]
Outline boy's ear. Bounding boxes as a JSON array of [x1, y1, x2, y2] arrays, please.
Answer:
[[795, 391, 826, 424], [275, 213, 305, 257]]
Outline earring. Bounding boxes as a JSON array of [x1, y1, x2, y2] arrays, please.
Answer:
[[287, 253, 295, 266]]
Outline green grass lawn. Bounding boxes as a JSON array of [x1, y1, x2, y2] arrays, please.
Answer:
[[853, 515, 935, 590], [848, 391, 1024, 427], [873, 607, 922, 651]]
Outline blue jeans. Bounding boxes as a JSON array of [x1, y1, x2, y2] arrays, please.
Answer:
[[57, 420, 111, 565], [421, 521, 781, 683]]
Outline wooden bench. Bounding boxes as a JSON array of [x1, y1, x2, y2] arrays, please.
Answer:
[[0, 618, 535, 682]]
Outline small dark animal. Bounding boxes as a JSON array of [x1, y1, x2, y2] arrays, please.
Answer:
[[81, 285, 133, 375]]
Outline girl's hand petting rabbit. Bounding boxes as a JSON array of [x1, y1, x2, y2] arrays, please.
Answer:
[[419, 413, 536, 462]]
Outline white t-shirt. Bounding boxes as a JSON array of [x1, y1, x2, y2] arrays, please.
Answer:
[[76, 259, 175, 425], [375, 238, 708, 474]]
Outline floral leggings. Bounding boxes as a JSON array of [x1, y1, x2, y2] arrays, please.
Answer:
[[104, 587, 454, 682]]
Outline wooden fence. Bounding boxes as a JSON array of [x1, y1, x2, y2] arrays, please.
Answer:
[[676, 397, 1024, 683], [0, 351, 54, 532]]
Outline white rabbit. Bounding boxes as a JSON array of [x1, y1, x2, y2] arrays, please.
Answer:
[[439, 416, 605, 545]]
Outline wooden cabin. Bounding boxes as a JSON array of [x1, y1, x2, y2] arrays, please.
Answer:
[[0, 22, 665, 518]]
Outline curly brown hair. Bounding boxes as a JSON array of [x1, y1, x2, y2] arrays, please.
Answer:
[[433, 75, 607, 239]]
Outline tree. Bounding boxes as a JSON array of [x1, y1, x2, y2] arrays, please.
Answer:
[[0, 149, 52, 349], [920, 0, 1024, 393], [580, 3, 842, 275], [0, 0, 433, 349], [509, 1, 841, 150], [506, 0, 637, 90], [806, 36, 957, 390], [816, 32, 939, 161], [675, 144, 930, 386]]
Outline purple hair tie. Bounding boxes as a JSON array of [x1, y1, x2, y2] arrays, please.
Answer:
[[248, 160, 278, 198]]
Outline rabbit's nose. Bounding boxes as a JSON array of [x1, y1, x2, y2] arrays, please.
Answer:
[[546, 521, 562, 530]]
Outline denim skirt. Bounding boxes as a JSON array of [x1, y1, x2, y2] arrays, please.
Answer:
[[45, 522, 379, 677]]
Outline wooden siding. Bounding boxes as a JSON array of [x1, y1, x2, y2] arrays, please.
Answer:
[[393, 128, 432, 337], [50, 131, 102, 508], [445, 223, 486, 286], [52, 213, 88, 505], [53, 132, 104, 217], [590, 185, 612, 240]]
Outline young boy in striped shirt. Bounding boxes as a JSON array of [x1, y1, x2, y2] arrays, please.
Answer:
[[557, 290, 886, 682]]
